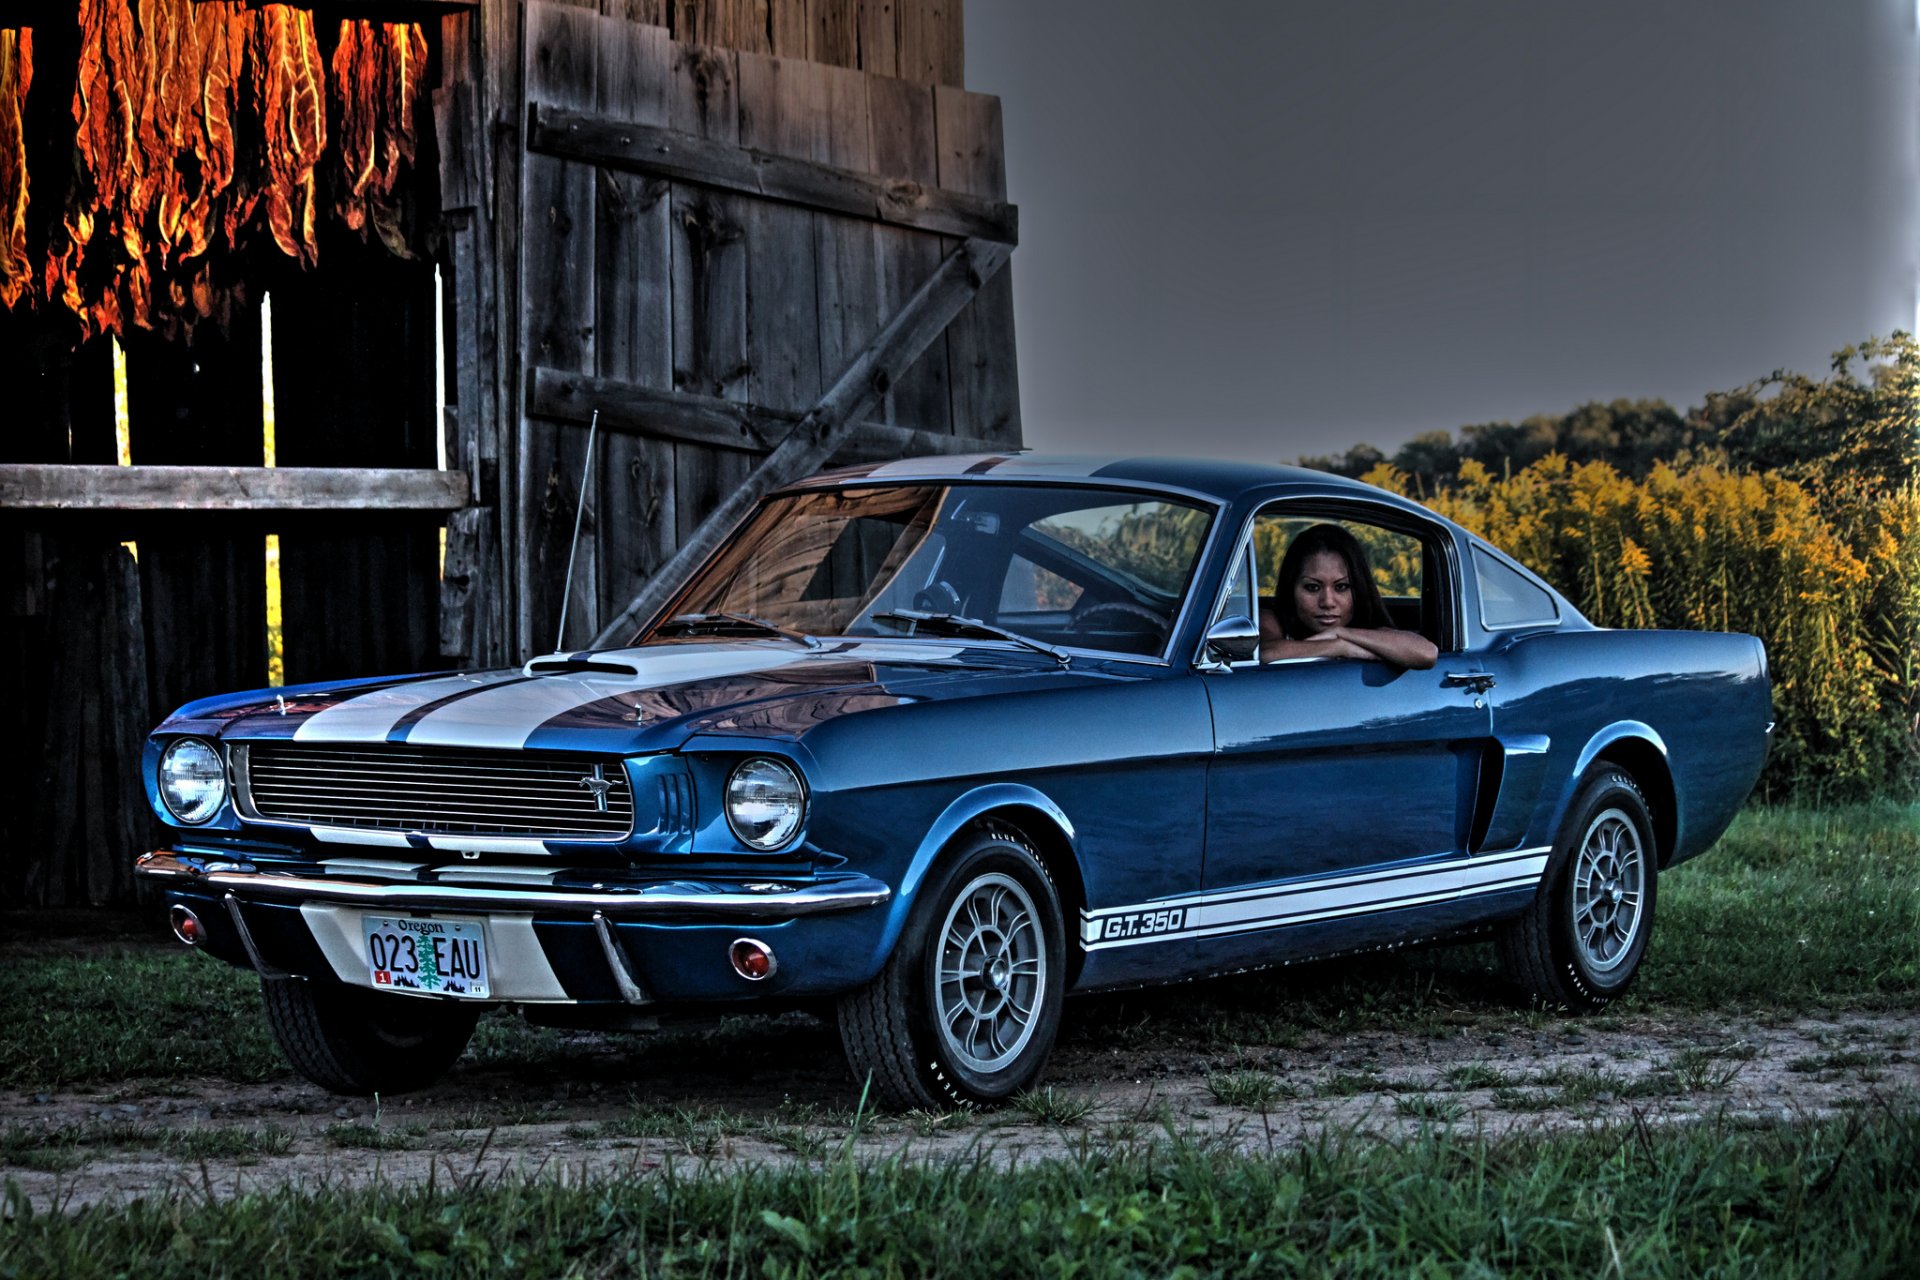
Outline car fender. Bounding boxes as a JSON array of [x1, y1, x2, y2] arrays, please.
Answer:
[[860, 783, 1078, 975], [1547, 721, 1670, 843]]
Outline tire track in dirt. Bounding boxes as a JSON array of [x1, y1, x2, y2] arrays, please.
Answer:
[[5, 1008, 1915, 1213]]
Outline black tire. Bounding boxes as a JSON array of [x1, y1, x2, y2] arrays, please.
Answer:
[[1498, 769, 1659, 1011], [261, 977, 479, 1095], [838, 825, 1067, 1110]]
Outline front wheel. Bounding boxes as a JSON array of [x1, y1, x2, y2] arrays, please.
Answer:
[[838, 826, 1066, 1110], [1498, 769, 1659, 1011], [261, 976, 479, 1095]]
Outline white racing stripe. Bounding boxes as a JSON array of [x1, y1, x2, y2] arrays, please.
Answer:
[[1081, 849, 1550, 951], [286, 640, 970, 750], [403, 643, 809, 748], [293, 670, 528, 743]]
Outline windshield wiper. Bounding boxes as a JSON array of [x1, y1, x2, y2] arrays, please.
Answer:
[[657, 612, 821, 649], [872, 610, 1071, 666]]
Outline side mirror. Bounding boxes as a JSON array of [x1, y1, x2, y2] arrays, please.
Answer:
[[1204, 616, 1261, 664]]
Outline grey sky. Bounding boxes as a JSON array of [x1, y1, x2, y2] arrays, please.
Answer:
[[965, 1, 1917, 463]]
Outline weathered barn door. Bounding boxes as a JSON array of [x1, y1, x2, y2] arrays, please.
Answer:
[[435, 0, 1020, 661]]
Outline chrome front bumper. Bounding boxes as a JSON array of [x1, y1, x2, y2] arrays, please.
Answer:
[[134, 850, 892, 919]]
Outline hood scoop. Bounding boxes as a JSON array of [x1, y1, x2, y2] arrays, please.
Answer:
[[523, 654, 648, 678]]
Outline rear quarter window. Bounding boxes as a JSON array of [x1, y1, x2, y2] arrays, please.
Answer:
[[1473, 546, 1559, 629]]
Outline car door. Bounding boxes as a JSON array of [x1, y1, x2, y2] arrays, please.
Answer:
[[1200, 502, 1493, 903]]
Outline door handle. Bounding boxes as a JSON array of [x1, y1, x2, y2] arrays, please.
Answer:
[[1444, 671, 1496, 693]]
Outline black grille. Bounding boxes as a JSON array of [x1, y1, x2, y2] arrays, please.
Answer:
[[240, 743, 634, 838]]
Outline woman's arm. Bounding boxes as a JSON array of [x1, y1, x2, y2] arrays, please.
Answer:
[[1331, 626, 1438, 670], [1257, 605, 1438, 667], [1259, 633, 1374, 663]]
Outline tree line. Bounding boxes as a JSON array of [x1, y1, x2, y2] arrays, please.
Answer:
[[1300, 334, 1917, 502]]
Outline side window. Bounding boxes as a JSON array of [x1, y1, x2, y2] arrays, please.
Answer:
[[1472, 546, 1558, 628], [1253, 512, 1437, 643]]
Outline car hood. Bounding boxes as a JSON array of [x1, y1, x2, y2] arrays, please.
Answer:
[[161, 639, 1128, 754]]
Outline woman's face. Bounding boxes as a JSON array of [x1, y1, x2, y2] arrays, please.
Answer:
[[1292, 550, 1354, 633]]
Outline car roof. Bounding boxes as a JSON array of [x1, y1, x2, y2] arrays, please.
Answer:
[[784, 453, 1408, 508]]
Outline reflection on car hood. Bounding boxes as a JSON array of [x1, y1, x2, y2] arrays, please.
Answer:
[[161, 639, 1125, 753]]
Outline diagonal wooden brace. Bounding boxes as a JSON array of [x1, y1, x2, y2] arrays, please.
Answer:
[[590, 236, 1013, 648]]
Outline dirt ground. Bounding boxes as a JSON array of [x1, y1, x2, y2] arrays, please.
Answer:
[[6, 992, 1916, 1214]]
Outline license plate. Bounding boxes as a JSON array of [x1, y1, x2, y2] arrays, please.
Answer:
[[361, 914, 491, 999]]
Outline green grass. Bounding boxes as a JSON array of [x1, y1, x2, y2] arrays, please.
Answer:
[[1393, 1094, 1465, 1122], [1442, 1062, 1517, 1090], [1205, 1069, 1295, 1109], [1009, 1086, 1099, 1127], [1788, 1049, 1893, 1078], [322, 1121, 434, 1152], [1639, 800, 1920, 1009], [3, 1106, 1915, 1277], [585, 1104, 743, 1155], [0, 949, 285, 1090], [1, 1121, 292, 1172]]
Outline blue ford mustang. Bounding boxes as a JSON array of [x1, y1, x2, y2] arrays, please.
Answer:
[[138, 456, 1771, 1108]]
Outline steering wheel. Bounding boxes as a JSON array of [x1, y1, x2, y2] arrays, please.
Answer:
[[912, 580, 963, 615], [1069, 600, 1169, 644]]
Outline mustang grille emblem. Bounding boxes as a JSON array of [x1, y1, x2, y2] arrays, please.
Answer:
[[579, 764, 613, 812]]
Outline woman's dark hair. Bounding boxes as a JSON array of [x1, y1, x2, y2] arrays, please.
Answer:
[[1273, 523, 1393, 639]]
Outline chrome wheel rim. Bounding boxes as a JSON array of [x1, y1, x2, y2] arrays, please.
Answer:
[[934, 872, 1047, 1074], [1571, 806, 1647, 974]]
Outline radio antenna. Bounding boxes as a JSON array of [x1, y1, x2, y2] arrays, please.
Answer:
[[554, 409, 599, 654]]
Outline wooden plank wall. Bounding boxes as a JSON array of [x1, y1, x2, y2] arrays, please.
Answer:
[[0, 317, 152, 909], [514, 0, 1017, 654]]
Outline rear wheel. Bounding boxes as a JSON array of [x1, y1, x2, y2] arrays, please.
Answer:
[[1498, 769, 1658, 1011], [838, 826, 1066, 1110], [261, 977, 478, 1095]]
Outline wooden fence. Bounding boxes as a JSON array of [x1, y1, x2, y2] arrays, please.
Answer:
[[1, 242, 448, 908]]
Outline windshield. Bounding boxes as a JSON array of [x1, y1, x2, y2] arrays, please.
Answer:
[[650, 483, 1215, 658]]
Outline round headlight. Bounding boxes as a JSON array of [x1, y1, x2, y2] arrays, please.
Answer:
[[160, 738, 227, 824], [725, 757, 805, 850]]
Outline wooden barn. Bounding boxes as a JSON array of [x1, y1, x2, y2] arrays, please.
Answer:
[[0, 0, 1019, 908]]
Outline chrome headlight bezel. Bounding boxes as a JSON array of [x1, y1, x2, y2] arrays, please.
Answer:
[[724, 757, 807, 851], [159, 737, 228, 825]]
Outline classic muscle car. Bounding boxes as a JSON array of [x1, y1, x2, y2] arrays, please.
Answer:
[[137, 456, 1771, 1108]]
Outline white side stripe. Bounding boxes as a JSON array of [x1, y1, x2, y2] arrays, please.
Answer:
[[1081, 850, 1550, 951]]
